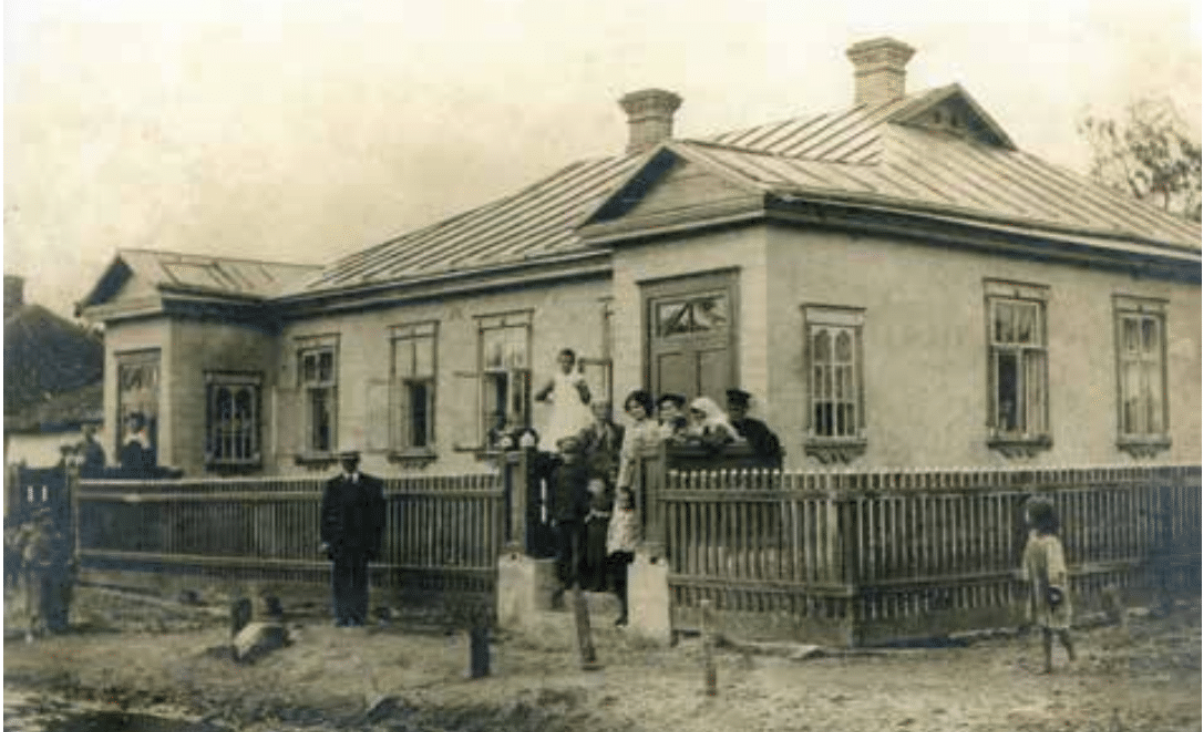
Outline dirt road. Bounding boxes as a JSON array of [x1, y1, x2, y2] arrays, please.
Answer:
[[4, 587, 1200, 732]]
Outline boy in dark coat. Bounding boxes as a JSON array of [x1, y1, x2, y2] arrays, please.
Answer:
[[319, 450, 386, 627], [549, 435, 590, 600]]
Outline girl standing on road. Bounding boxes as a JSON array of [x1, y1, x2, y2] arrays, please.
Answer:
[[1021, 498, 1076, 673]]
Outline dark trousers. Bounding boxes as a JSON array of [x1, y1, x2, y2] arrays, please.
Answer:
[[330, 552, 370, 625], [608, 551, 634, 618], [554, 519, 585, 590], [582, 518, 610, 592]]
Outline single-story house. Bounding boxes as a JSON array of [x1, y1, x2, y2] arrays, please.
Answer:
[[77, 38, 1201, 477]]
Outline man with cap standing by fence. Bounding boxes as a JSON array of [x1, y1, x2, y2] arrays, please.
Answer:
[[726, 389, 784, 470], [319, 449, 386, 627]]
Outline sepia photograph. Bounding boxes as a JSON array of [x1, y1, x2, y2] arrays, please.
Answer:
[[4, 1, 1201, 729]]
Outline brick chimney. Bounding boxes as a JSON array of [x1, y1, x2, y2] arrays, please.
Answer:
[[4, 275, 24, 320], [846, 37, 915, 107], [619, 89, 682, 155]]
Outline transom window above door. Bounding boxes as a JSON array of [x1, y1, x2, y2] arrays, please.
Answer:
[[655, 292, 730, 337]]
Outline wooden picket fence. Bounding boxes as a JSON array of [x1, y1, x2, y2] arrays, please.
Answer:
[[647, 460, 1201, 645], [75, 471, 506, 603]]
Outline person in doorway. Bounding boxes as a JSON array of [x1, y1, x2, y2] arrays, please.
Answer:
[[656, 393, 690, 445], [119, 412, 156, 475], [319, 450, 386, 627], [534, 348, 594, 449], [725, 389, 784, 469], [1021, 498, 1076, 673]]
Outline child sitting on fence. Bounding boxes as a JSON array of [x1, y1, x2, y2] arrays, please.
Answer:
[[1021, 498, 1076, 673]]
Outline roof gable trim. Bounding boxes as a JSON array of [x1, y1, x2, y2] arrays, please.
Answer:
[[889, 84, 1016, 150]]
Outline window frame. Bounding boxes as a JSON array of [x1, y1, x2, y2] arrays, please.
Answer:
[[475, 310, 533, 453], [983, 279, 1052, 457], [389, 321, 439, 461], [295, 334, 339, 459], [801, 304, 866, 464], [204, 371, 262, 471], [1113, 295, 1171, 458]]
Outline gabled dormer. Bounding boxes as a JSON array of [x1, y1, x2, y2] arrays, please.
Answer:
[[887, 84, 1016, 150]]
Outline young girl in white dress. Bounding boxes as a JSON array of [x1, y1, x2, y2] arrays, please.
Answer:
[[535, 348, 594, 449]]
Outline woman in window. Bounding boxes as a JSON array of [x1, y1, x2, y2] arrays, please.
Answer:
[[534, 348, 593, 449]]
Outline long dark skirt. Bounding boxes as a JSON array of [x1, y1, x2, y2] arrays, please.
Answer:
[[581, 517, 610, 592]]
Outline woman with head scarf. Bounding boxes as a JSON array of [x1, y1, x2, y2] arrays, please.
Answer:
[[686, 396, 741, 452]]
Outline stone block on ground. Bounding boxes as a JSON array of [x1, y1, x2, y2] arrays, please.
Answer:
[[233, 621, 289, 664], [628, 550, 672, 645]]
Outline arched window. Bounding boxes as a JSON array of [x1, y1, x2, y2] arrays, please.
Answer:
[[206, 373, 261, 469]]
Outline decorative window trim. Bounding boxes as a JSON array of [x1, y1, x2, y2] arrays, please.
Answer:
[[984, 279, 1052, 459], [1113, 295, 1171, 458], [802, 304, 867, 465], [204, 371, 262, 471]]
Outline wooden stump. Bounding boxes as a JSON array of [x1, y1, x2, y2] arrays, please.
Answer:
[[571, 585, 600, 670], [467, 625, 490, 679]]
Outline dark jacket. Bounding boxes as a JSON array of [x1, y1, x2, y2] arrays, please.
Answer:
[[731, 417, 783, 469], [320, 473, 387, 559], [549, 458, 590, 524], [119, 439, 156, 476], [579, 419, 625, 483]]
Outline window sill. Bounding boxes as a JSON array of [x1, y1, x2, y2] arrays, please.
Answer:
[[387, 449, 438, 469], [804, 437, 867, 465], [1117, 436, 1172, 459], [987, 434, 1052, 459], [204, 461, 263, 476]]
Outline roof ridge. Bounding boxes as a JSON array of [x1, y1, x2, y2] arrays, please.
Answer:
[[680, 138, 878, 167], [119, 248, 323, 269]]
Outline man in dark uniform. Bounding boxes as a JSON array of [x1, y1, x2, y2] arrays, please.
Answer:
[[726, 389, 784, 470], [319, 450, 386, 627]]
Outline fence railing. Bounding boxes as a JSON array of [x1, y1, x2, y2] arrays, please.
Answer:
[[647, 459, 1201, 645], [75, 471, 505, 599]]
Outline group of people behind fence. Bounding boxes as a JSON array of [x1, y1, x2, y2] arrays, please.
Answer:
[[531, 347, 785, 626]]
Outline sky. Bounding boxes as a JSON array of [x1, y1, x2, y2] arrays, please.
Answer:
[[4, 0, 1200, 320]]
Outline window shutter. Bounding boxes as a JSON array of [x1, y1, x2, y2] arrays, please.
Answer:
[[366, 379, 392, 453], [271, 386, 301, 459]]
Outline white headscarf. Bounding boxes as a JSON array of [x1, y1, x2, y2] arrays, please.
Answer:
[[688, 396, 740, 441]]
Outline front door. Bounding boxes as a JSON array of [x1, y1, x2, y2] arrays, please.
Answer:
[[643, 271, 738, 404]]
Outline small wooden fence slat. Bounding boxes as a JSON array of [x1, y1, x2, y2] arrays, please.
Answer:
[[650, 460, 1201, 646], [76, 471, 505, 600]]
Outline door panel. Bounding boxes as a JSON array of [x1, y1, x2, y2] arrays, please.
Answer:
[[643, 271, 738, 402]]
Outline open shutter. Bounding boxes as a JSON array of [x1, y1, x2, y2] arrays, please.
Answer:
[[272, 386, 302, 460], [366, 379, 392, 453], [453, 369, 484, 451]]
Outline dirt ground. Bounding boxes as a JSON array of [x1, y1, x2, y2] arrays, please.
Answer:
[[4, 585, 1201, 732]]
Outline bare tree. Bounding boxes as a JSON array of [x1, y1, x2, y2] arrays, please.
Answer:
[[1079, 98, 1202, 222]]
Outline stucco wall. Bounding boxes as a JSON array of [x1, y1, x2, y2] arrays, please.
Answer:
[[276, 277, 611, 476], [167, 319, 279, 475], [103, 318, 172, 465], [764, 223, 1201, 469], [609, 226, 770, 412]]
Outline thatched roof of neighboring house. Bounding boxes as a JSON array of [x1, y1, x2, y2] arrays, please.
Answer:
[[4, 303, 104, 429], [5, 381, 103, 434]]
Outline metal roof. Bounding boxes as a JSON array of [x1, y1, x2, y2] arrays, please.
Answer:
[[678, 126, 1201, 250], [84, 250, 324, 307], [294, 86, 1198, 297], [301, 155, 641, 292]]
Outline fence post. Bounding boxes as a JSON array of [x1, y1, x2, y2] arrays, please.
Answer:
[[502, 450, 529, 554], [640, 443, 667, 558]]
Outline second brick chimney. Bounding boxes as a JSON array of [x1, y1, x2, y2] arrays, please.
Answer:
[[846, 37, 915, 107], [619, 89, 682, 155]]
